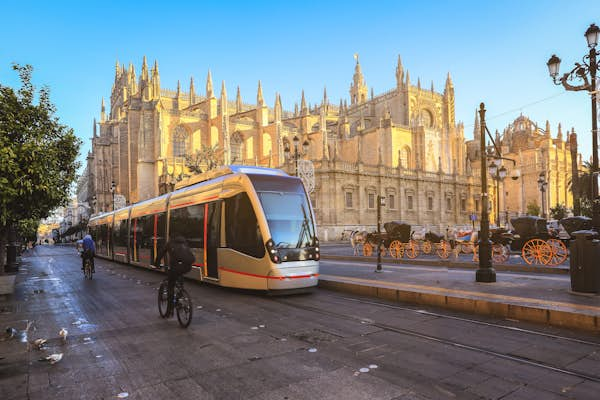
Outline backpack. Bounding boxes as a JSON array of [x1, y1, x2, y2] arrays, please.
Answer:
[[171, 242, 194, 274]]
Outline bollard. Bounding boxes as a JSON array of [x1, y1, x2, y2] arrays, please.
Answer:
[[569, 230, 600, 293]]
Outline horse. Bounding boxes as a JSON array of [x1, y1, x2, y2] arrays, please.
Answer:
[[349, 230, 369, 256]]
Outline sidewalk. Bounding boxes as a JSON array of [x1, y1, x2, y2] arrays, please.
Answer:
[[319, 242, 600, 333]]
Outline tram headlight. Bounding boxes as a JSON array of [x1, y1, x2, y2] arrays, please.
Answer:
[[265, 238, 281, 264]]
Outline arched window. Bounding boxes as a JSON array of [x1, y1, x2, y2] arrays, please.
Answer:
[[231, 131, 243, 164], [399, 146, 411, 169], [173, 126, 188, 157]]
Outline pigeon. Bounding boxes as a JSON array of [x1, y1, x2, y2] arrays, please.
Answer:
[[5, 327, 17, 339], [33, 338, 47, 349], [59, 328, 68, 343], [40, 353, 63, 364]]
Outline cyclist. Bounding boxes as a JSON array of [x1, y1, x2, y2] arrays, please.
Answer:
[[153, 236, 194, 317], [81, 234, 96, 273]]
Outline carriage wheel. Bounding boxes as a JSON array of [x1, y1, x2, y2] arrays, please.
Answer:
[[436, 240, 450, 259], [461, 243, 474, 254], [521, 239, 553, 265], [389, 240, 404, 259], [492, 244, 509, 263], [421, 241, 432, 254], [404, 240, 419, 259], [472, 245, 479, 262], [362, 243, 373, 257], [546, 239, 568, 266]]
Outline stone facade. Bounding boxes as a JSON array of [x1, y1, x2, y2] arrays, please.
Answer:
[[466, 114, 580, 226], [87, 55, 481, 239]]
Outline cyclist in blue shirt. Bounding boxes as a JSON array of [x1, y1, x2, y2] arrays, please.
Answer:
[[81, 234, 96, 273]]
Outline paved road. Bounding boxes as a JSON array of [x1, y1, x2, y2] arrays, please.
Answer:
[[1, 246, 599, 399]]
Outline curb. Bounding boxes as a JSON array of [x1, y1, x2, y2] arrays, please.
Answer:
[[321, 254, 569, 275], [318, 276, 599, 333]]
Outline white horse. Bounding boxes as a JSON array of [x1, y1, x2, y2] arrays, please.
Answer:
[[349, 230, 369, 256]]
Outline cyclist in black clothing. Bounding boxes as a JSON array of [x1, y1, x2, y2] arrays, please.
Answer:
[[81, 234, 96, 273], [153, 236, 194, 317]]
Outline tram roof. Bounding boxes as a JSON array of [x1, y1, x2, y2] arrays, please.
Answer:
[[175, 165, 288, 190]]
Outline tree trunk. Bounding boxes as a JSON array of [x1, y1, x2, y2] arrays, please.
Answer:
[[0, 225, 8, 274]]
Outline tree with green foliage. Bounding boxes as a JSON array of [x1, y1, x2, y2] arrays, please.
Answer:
[[0, 64, 80, 272], [526, 201, 540, 217], [549, 204, 568, 221]]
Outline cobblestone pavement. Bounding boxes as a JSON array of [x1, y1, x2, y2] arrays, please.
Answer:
[[1, 245, 599, 399]]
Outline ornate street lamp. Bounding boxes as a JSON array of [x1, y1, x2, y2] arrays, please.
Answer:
[[110, 180, 116, 211], [537, 173, 548, 219], [547, 23, 600, 229], [284, 135, 310, 176], [488, 162, 508, 227]]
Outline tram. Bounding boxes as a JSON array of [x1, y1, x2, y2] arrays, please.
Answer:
[[88, 166, 320, 292]]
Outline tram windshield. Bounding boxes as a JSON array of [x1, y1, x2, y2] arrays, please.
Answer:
[[248, 174, 316, 249]]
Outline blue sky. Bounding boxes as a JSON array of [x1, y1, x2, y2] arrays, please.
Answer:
[[2, 0, 600, 173]]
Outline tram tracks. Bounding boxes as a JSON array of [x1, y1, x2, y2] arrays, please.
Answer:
[[272, 294, 600, 384]]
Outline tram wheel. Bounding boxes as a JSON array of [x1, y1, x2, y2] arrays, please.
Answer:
[[363, 243, 373, 257], [404, 240, 419, 259], [521, 239, 552, 265], [421, 241, 432, 254], [546, 239, 568, 266], [436, 240, 450, 259], [389, 240, 404, 258]]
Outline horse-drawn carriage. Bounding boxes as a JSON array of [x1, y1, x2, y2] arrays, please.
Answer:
[[360, 221, 419, 258], [510, 216, 572, 266]]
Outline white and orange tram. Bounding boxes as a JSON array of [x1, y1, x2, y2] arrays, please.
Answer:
[[88, 166, 320, 292]]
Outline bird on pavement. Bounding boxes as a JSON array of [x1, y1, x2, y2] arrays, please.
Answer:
[[59, 328, 68, 343], [5, 327, 17, 339], [33, 338, 47, 349], [40, 353, 63, 364]]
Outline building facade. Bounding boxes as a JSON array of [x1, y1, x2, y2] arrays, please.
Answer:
[[87, 56, 481, 239]]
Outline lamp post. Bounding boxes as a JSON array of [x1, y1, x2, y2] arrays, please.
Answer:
[[537, 173, 548, 219], [488, 161, 507, 227], [284, 135, 310, 176], [476, 103, 495, 282], [110, 180, 116, 211], [547, 23, 600, 230]]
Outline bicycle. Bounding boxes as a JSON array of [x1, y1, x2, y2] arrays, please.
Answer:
[[83, 257, 94, 280], [157, 267, 193, 328]]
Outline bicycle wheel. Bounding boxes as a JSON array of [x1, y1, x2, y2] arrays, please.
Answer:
[[176, 288, 193, 328], [84, 259, 93, 280], [157, 281, 169, 318]]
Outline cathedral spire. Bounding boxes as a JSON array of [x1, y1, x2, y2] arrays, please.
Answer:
[[257, 80, 264, 105], [221, 80, 227, 100], [322, 86, 328, 105], [141, 56, 148, 81], [93, 117, 97, 137], [445, 72, 453, 88], [189, 77, 195, 103], [176, 80, 181, 98], [405, 70, 410, 87], [473, 109, 480, 139], [557, 123, 563, 140], [151, 60, 160, 99], [350, 53, 368, 105], [206, 70, 214, 98], [101, 98, 106, 122], [545, 120, 551, 136], [431, 80, 434, 93], [236, 86, 242, 113], [274, 92, 282, 122], [115, 59, 120, 79], [395, 55, 404, 88], [300, 90, 307, 115]]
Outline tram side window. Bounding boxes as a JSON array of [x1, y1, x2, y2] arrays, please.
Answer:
[[170, 205, 204, 249], [225, 193, 265, 258], [113, 219, 128, 249]]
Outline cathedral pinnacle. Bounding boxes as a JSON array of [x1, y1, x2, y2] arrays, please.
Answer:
[[396, 55, 404, 87], [473, 109, 480, 139], [301, 90, 307, 115], [257, 80, 264, 105], [189, 77, 195, 103], [322, 86, 328, 105], [141, 56, 148, 81], [206, 70, 214, 98], [221, 80, 227, 99], [101, 98, 106, 122], [236, 86, 242, 113], [445, 72, 453, 88]]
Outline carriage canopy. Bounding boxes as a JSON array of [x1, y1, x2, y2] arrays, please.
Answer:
[[383, 221, 411, 243]]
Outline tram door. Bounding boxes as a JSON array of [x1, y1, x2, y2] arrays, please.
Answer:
[[206, 201, 221, 279]]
